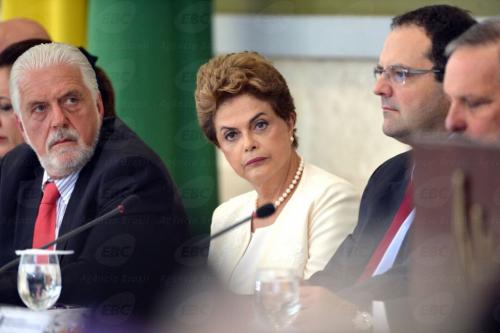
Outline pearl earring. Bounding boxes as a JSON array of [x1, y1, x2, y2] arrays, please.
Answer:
[[290, 136, 294, 142]]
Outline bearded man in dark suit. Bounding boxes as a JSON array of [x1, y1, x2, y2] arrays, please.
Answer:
[[0, 42, 189, 317]]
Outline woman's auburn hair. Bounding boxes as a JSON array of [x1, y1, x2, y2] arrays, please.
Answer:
[[194, 51, 297, 147]]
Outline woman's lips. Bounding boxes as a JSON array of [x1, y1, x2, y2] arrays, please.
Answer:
[[245, 157, 267, 167]]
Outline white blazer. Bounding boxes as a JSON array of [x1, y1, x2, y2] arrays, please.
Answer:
[[208, 163, 360, 294]]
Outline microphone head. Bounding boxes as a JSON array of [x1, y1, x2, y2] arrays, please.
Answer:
[[256, 203, 275, 218], [118, 194, 140, 214]]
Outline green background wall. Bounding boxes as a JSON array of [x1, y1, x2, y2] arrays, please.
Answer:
[[88, 0, 217, 235]]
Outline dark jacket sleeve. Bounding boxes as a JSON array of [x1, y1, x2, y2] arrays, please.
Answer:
[[309, 152, 412, 310]]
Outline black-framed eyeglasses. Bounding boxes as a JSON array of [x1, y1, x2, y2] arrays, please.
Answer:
[[373, 65, 442, 85]]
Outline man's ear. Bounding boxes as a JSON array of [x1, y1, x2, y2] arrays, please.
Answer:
[[15, 114, 24, 133], [15, 114, 27, 141], [96, 94, 104, 118], [287, 113, 296, 133]]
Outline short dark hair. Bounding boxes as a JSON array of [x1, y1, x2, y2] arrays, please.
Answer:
[[446, 18, 500, 57], [391, 5, 477, 82], [78, 47, 116, 117], [94, 66, 116, 117], [0, 38, 51, 67]]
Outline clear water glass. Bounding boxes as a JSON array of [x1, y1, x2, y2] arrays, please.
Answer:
[[255, 268, 301, 330], [16, 249, 73, 311]]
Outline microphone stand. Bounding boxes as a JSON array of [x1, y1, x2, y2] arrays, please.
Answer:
[[194, 203, 275, 246], [0, 195, 139, 275]]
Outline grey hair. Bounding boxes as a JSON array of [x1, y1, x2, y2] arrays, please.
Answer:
[[446, 18, 500, 57], [10, 42, 99, 115]]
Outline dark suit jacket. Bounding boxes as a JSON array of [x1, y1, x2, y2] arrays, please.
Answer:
[[0, 117, 189, 314], [311, 151, 412, 310]]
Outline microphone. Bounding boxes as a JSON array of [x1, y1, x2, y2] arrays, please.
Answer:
[[0, 194, 139, 275], [195, 203, 275, 245], [40, 194, 139, 250], [255, 203, 276, 219]]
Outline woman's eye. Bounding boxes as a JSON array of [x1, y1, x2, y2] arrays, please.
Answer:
[[0, 103, 12, 112], [255, 120, 268, 130], [224, 131, 238, 141]]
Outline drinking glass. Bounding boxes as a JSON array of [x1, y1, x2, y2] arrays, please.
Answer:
[[254, 268, 301, 330], [16, 249, 73, 311]]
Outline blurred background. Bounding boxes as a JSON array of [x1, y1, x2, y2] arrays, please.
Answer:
[[1, 0, 498, 235]]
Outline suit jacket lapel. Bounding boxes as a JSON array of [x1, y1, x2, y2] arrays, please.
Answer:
[[14, 176, 43, 250], [352, 162, 411, 275], [57, 166, 93, 252]]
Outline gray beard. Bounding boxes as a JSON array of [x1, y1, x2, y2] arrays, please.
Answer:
[[36, 127, 100, 179]]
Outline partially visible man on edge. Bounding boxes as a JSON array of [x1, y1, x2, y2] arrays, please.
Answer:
[[0, 43, 189, 319], [443, 18, 500, 332], [0, 18, 51, 52], [295, 5, 476, 332], [444, 19, 500, 142]]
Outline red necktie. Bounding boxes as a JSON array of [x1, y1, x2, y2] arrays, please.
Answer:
[[357, 182, 413, 283], [32, 182, 60, 249]]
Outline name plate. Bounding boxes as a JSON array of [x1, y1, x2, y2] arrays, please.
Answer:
[[0, 307, 51, 333]]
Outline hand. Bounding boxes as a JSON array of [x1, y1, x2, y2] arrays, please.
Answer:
[[295, 285, 358, 332]]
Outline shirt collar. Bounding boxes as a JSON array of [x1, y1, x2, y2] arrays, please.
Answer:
[[41, 171, 80, 205]]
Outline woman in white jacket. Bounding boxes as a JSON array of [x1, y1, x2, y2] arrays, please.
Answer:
[[194, 51, 359, 295]]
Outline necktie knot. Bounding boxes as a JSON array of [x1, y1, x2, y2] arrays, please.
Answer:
[[41, 182, 60, 204]]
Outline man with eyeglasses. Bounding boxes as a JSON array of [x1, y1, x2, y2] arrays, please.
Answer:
[[295, 5, 476, 332]]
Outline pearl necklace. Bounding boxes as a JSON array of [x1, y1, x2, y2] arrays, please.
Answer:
[[261, 157, 304, 209]]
